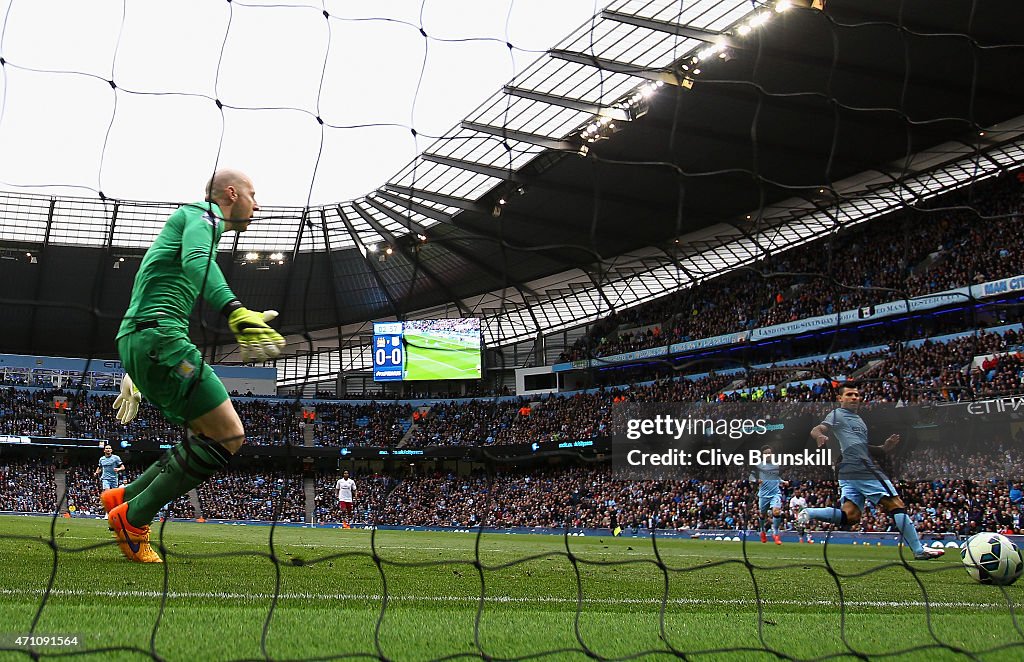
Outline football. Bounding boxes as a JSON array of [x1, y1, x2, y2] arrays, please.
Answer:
[[960, 533, 1024, 586]]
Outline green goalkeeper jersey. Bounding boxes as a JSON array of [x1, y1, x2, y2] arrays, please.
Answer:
[[117, 202, 238, 338]]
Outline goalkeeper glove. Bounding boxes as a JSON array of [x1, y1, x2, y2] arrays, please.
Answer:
[[113, 374, 142, 425], [228, 307, 285, 362]]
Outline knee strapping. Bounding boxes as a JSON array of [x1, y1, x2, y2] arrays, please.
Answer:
[[173, 431, 232, 479]]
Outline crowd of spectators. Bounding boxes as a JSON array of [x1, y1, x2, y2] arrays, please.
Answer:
[[971, 350, 1024, 399], [6, 440, 1024, 539], [232, 399, 303, 446], [406, 392, 611, 448], [196, 468, 305, 522], [3, 327, 1022, 451], [737, 352, 884, 391], [0, 459, 55, 512], [308, 461, 1024, 537], [313, 401, 413, 447], [66, 392, 181, 446], [560, 174, 1023, 362], [66, 393, 306, 447], [58, 394, 409, 448], [707, 328, 1022, 404], [0, 387, 57, 436], [857, 329, 1023, 402], [401, 373, 755, 448]]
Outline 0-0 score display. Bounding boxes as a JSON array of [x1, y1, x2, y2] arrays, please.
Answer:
[[375, 345, 403, 367], [372, 319, 482, 382], [373, 322, 405, 381]]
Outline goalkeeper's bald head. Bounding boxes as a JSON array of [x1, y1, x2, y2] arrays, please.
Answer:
[[205, 169, 259, 226]]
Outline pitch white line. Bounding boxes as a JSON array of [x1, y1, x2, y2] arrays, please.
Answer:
[[0, 587, 1013, 610], [0, 590, 1011, 610]]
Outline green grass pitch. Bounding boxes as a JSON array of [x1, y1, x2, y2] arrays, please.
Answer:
[[403, 332, 480, 381], [1, 515, 1023, 661]]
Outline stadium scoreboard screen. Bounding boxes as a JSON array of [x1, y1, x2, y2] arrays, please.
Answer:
[[373, 319, 481, 382]]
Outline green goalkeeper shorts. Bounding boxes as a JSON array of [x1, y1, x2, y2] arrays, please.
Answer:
[[117, 324, 229, 427]]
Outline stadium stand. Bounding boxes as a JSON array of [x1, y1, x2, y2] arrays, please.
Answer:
[[0, 387, 58, 436], [0, 459, 56, 513], [560, 174, 1023, 362], [195, 468, 305, 522], [3, 330, 1023, 452], [4, 322, 1024, 532], [313, 401, 414, 447], [2, 180, 1023, 538], [7, 457, 1024, 540]]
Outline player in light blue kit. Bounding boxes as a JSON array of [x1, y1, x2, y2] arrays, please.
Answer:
[[94, 444, 125, 492], [796, 382, 944, 559], [752, 444, 785, 544]]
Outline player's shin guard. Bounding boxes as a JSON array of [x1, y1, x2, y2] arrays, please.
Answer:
[[123, 432, 233, 528], [772, 516, 781, 536], [890, 509, 924, 556], [805, 508, 847, 526]]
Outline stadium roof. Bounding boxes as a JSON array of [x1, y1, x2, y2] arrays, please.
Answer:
[[1, 0, 1023, 371]]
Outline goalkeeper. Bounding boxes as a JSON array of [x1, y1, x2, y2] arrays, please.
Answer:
[[101, 169, 284, 563]]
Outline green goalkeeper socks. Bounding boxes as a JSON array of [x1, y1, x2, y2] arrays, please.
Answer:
[[123, 449, 173, 502], [124, 433, 232, 528]]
